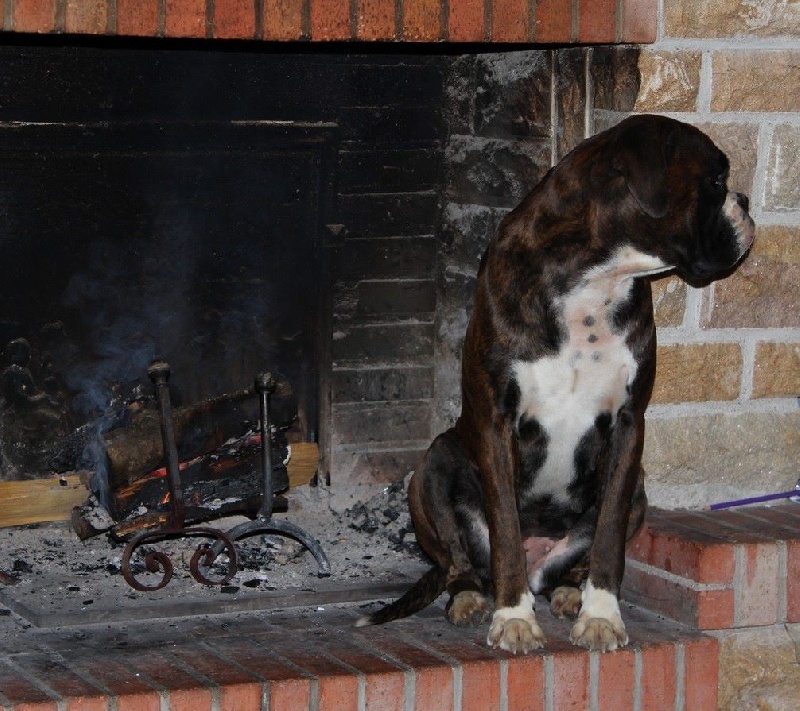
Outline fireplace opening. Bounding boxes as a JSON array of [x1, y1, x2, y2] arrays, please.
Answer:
[[0, 36, 640, 525]]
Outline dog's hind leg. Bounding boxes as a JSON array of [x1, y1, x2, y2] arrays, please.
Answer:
[[410, 430, 492, 627]]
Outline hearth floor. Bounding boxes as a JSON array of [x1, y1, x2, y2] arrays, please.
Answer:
[[0, 591, 716, 711]]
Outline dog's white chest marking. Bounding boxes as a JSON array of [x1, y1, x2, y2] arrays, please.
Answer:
[[512, 247, 668, 503]]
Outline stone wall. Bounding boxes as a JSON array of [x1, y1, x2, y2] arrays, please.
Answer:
[[434, 46, 641, 435], [624, 0, 800, 508]]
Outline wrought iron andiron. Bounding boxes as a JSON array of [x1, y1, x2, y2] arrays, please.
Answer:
[[120, 362, 330, 591], [209, 373, 331, 576], [120, 360, 238, 591]]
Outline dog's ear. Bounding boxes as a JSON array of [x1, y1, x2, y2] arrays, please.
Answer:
[[611, 123, 676, 219]]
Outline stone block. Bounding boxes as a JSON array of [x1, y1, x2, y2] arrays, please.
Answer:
[[334, 237, 437, 281], [765, 124, 800, 212], [472, 51, 552, 140], [702, 225, 800, 328], [652, 343, 742, 404], [329, 446, 426, 486], [752, 342, 800, 399], [711, 50, 800, 113], [665, 0, 800, 39], [439, 203, 496, 272], [694, 122, 759, 197], [554, 48, 588, 159], [331, 401, 433, 445], [634, 50, 701, 113], [330, 365, 435, 403], [590, 46, 641, 113], [642, 411, 800, 497], [355, 279, 436, 319], [717, 626, 800, 711], [445, 135, 550, 208], [652, 275, 686, 327], [332, 322, 434, 364], [444, 55, 478, 136]]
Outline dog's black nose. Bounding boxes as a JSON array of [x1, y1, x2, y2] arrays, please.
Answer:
[[736, 193, 750, 212]]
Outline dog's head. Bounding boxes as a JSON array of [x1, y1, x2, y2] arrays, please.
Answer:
[[587, 115, 755, 284]]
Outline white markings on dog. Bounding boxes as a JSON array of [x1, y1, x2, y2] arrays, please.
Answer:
[[487, 590, 541, 650], [513, 246, 669, 504], [457, 501, 491, 558], [580, 579, 622, 621], [491, 590, 536, 625], [572, 579, 629, 648], [723, 192, 756, 254]]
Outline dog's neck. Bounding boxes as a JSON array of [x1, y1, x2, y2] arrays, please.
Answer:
[[578, 245, 672, 290]]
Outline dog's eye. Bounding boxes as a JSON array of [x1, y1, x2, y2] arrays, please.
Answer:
[[708, 173, 727, 191]]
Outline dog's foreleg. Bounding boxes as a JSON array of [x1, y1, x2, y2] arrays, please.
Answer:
[[479, 423, 546, 654], [570, 409, 642, 652]]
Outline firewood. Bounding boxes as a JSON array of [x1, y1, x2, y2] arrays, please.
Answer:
[[104, 380, 296, 489]]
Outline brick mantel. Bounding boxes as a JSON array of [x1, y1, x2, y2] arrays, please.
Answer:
[[2, 0, 657, 43]]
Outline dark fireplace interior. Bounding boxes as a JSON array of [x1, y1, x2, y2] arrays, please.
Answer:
[[0, 38, 639, 503]]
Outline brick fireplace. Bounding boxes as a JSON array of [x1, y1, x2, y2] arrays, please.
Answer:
[[1, 3, 799, 711], [1, 0, 797, 511], [0, 1, 652, 494]]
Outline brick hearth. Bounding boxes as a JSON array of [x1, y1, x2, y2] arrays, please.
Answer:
[[1, 503, 797, 710]]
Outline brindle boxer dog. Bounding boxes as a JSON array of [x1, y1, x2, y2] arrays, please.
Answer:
[[357, 115, 755, 653]]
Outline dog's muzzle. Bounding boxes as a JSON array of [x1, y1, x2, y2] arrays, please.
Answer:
[[725, 191, 756, 255]]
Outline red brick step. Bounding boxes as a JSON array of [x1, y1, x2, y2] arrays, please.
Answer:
[[0, 599, 714, 711], [5, 502, 798, 710], [624, 503, 800, 630]]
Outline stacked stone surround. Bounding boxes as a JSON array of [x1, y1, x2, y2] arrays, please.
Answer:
[[622, 0, 800, 509], [434, 8, 800, 511]]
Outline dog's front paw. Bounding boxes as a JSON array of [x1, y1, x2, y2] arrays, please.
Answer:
[[487, 616, 546, 654], [486, 593, 545, 654], [550, 586, 582, 619], [569, 613, 628, 652], [447, 590, 491, 627], [568, 580, 628, 652]]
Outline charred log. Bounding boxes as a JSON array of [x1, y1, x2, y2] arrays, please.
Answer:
[[103, 379, 296, 490]]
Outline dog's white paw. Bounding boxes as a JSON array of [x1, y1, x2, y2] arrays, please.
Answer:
[[569, 580, 628, 652], [486, 592, 545, 654], [447, 590, 491, 627], [570, 615, 628, 652]]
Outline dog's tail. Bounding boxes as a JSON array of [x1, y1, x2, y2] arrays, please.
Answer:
[[355, 566, 446, 627]]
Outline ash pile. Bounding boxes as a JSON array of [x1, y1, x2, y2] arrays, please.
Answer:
[[342, 475, 421, 558]]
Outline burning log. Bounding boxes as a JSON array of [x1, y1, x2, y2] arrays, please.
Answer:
[[103, 379, 297, 490], [70, 429, 292, 540], [67, 371, 299, 539], [111, 431, 289, 520]]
